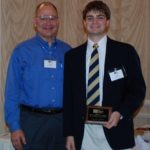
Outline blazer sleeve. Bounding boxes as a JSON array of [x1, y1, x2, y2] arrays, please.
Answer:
[[117, 46, 146, 118], [63, 51, 74, 136]]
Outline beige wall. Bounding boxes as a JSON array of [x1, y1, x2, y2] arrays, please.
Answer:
[[0, 0, 150, 133]]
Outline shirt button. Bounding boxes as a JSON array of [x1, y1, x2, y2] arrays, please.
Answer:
[[51, 75, 54, 78], [51, 87, 55, 90], [52, 99, 55, 102]]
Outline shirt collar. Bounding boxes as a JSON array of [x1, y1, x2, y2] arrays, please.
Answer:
[[35, 33, 57, 47], [87, 35, 107, 52]]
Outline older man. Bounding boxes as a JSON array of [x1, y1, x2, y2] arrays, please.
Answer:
[[5, 2, 71, 150]]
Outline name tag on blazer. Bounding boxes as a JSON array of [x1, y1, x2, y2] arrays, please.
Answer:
[[108, 67, 126, 82]]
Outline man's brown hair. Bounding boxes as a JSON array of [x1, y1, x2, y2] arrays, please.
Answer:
[[83, 0, 111, 20]]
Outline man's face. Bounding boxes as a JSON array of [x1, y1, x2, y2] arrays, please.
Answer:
[[83, 10, 110, 37], [33, 5, 59, 41]]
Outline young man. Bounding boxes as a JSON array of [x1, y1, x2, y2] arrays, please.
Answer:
[[5, 2, 71, 150], [63, 1, 146, 150]]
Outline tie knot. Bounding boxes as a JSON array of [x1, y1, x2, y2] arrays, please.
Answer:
[[93, 43, 99, 50]]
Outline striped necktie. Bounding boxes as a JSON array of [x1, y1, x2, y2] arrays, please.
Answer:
[[87, 43, 100, 105]]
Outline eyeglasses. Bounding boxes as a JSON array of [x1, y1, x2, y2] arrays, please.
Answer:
[[37, 15, 58, 21]]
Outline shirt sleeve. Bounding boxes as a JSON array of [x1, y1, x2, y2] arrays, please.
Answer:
[[4, 48, 23, 132]]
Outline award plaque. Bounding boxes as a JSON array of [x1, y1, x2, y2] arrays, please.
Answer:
[[86, 106, 112, 124]]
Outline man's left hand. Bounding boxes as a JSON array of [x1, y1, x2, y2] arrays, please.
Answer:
[[104, 111, 121, 129]]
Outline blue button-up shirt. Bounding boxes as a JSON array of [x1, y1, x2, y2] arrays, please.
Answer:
[[4, 34, 71, 132]]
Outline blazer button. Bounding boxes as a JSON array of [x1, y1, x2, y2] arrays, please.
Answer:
[[82, 116, 85, 121]]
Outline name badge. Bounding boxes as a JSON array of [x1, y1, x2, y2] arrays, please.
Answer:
[[44, 60, 56, 68], [109, 69, 124, 81]]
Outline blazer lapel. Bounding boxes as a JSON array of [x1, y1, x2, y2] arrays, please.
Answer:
[[103, 38, 114, 104]]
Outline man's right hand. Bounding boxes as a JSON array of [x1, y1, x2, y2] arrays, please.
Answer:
[[11, 130, 26, 150], [66, 136, 76, 150]]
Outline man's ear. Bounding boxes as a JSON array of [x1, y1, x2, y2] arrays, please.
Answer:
[[32, 17, 37, 27], [32, 18, 37, 31], [106, 20, 110, 27], [83, 20, 86, 27], [82, 20, 87, 33]]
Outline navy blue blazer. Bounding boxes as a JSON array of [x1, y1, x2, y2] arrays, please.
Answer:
[[63, 37, 146, 150]]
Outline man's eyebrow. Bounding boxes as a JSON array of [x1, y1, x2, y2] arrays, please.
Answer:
[[86, 14, 105, 17], [98, 14, 105, 16], [86, 15, 94, 17]]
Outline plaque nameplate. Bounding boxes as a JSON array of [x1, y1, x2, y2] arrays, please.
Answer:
[[86, 106, 112, 124]]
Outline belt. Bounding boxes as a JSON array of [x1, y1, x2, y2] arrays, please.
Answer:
[[21, 105, 63, 115]]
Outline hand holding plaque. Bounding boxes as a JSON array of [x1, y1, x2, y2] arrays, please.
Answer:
[[86, 106, 112, 124]]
